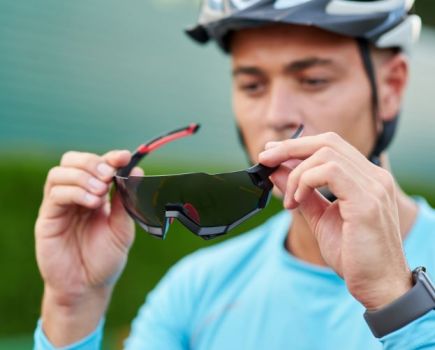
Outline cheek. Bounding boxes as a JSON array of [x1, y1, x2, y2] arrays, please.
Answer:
[[233, 89, 266, 126], [313, 80, 375, 154], [233, 91, 267, 160]]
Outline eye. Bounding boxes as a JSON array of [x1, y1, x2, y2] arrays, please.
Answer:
[[238, 82, 265, 96], [300, 77, 330, 90]]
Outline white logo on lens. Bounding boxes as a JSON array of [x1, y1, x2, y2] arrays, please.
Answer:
[[231, 0, 262, 10], [274, 0, 313, 10]]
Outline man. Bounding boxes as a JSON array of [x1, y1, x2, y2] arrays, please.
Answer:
[[33, 0, 435, 349]]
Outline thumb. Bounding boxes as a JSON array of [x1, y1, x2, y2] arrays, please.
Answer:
[[269, 165, 291, 194], [108, 166, 144, 249], [297, 189, 330, 234]]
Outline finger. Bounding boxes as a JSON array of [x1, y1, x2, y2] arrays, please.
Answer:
[[269, 158, 302, 186], [107, 165, 144, 248], [259, 132, 367, 168], [269, 165, 291, 194], [264, 141, 281, 150], [293, 162, 362, 203], [44, 166, 109, 198], [108, 188, 135, 250], [41, 185, 103, 219], [101, 150, 131, 169], [130, 166, 144, 176], [286, 147, 369, 207], [297, 189, 331, 233], [60, 150, 129, 182]]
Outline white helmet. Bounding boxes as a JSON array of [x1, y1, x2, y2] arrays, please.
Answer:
[[187, 0, 421, 53]]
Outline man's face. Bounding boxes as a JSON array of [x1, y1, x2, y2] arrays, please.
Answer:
[[231, 24, 377, 164]]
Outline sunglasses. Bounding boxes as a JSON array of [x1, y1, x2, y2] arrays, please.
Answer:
[[114, 123, 304, 240]]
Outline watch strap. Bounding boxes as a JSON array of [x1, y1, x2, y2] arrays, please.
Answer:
[[364, 267, 435, 338]]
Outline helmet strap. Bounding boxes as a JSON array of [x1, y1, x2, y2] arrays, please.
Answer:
[[356, 38, 399, 167]]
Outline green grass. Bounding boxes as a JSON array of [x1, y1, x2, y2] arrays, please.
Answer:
[[0, 155, 284, 348], [1, 155, 434, 349]]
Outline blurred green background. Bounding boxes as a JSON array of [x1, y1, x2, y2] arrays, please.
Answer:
[[1, 1, 435, 348]]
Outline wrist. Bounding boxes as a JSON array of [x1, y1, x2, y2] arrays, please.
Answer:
[[359, 272, 413, 311], [364, 266, 435, 338], [43, 283, 113, 308], [41, 286, 112, 347]]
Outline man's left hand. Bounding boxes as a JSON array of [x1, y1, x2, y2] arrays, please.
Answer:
[[259, 131, 412, 310]]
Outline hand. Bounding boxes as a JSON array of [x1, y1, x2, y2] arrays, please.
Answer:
[[35, 149, 143, 345], [259, 132, 412, 310]]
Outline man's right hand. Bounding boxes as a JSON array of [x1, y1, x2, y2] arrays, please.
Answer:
[[35, 150, 143, 346]]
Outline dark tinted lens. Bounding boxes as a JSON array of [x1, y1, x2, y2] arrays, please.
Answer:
[[115, 176, 168, 228], [116, 170, 265, 229]]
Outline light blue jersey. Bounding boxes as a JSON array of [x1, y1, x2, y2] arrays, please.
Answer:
[[34, 198, 435, 349]]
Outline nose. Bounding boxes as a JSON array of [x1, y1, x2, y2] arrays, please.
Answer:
[[265, 79, 302, 133]]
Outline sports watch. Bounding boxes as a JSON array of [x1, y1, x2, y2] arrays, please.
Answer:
[[364, 266, 435, 338]]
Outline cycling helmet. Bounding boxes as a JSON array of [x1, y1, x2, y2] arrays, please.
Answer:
[[187, 0, 421, 53], [186, 0, 422, 166]]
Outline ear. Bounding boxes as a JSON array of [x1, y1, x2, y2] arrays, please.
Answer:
[[376, 53, 409, 122]]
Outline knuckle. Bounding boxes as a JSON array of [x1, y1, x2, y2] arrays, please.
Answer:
[[377, 169, 394, 191], [47, 166, 61, 181], [324, 131, 341, 145], [81, 152, 100, 167], [326, 161, 341, 175], [318, 146, 336, 159], [60, 151, 78, 165], [281, 140, 293, 157], [371, 181, 388, 201], [74, 170, 90, 188], [48, 186, 60, 201], [366, 195, 381, 214], [104, 149, 121, 158], [60, 151, 101, 170]]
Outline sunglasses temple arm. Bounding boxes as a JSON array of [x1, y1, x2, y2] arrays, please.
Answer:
[[116, 152, 146, 177], [247, 163, 279, 185], [116, 123, 201, 177], [247, 124, 304, 185]]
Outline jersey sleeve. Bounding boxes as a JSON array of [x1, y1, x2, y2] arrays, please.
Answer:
[[123, 255, 200, 350], [33, 319, 104, 350], [33, 254, 198, 350], [380, 310, 435, 349]]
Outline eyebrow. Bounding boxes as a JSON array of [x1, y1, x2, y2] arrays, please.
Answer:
[[285, 57, 334, 72], [232, 57, 336, 77]]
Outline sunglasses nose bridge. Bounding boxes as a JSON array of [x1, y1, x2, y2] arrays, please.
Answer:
[[165, 203, 201, 225]]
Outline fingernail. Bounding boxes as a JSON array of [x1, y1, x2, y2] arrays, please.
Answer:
[[97, 163, 114, 177], [85, 193, 99, 203], [89, 177, 107, 191]]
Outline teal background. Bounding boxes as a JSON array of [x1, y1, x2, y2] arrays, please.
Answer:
[[0, 0, 245, 170], [1, 1, 435, 349]]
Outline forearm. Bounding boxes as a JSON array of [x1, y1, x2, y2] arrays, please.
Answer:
[[41, 286, 112, 347]]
